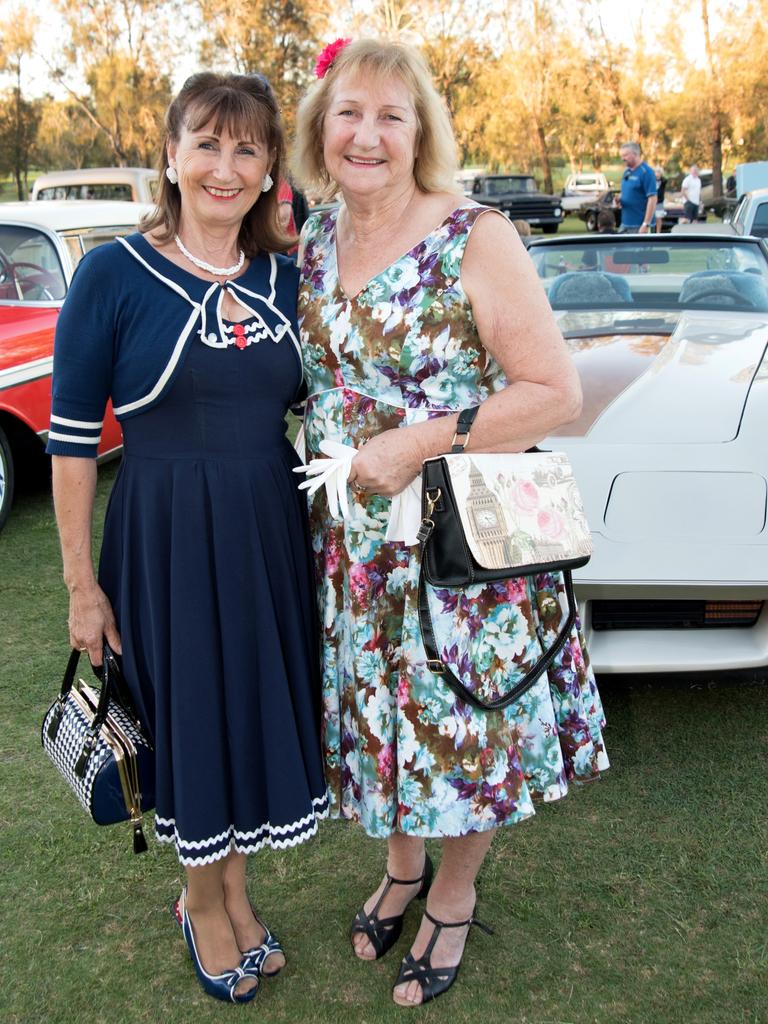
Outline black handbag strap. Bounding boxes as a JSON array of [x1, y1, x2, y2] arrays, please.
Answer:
[[451, 406, 480, 453], [58, 647, 82, 699], [56, 644, 123, 733], [417, 562, 578, 712]]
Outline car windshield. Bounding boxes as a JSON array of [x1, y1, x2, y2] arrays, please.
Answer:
[[485, 177, 536, 196], [529, 240, 768, 312], [0, 225, 66, 302], [59, 224, 140, 270], [37, 183, 134, 201]]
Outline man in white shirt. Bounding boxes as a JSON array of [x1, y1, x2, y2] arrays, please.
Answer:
[[681, 165, 702, 223]]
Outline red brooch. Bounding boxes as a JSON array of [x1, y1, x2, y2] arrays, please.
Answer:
[[315, 38, 352, 79], [233, 324, 247, 349]]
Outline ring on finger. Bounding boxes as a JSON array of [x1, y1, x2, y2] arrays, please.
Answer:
[[351, 480, 366, 494]]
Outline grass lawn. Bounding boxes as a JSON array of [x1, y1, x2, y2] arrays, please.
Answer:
[[1, 462, 766, 1024]]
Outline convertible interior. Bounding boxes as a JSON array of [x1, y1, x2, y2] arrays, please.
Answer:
[[0, 227, 67, 302], [533, 242, 768, 313]]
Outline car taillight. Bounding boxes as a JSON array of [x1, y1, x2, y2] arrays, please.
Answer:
[[703, 601, 764, 626], [591, 600, 764, 630]]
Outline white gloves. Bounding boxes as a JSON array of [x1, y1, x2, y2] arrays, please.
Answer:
[[293, 439, 358, 520], [385, 480, 422, 546], [292, 439, 423, 544]]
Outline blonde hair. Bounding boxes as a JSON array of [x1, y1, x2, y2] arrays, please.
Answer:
[[140, 72, 295, 255], [292, 39, 458, 199]]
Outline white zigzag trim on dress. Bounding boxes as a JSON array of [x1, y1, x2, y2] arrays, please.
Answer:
[[154, 794, 330, 866]]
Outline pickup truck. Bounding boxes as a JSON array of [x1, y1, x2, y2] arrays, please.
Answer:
[[672, 187, 768, 239], [467, 175, 564, 233]]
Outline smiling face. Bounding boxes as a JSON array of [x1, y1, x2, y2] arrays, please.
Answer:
[[167, 114, 273, 234], [322, 71, 419, 200]]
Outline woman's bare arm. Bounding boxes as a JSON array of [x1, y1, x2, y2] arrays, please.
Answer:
[[349, 209, 581, 495], [456, 209, 582, 448], [52, 456, 121, 665]]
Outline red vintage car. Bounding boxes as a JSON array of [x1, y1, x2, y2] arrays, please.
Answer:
[[0, 200, 152, 531]]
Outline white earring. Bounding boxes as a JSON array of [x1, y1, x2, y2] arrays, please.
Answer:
[[261, 173, 273, 193], [166, 166, 178, 185]]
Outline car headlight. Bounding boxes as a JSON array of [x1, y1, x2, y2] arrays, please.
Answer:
[[554, 208, 562, 217]]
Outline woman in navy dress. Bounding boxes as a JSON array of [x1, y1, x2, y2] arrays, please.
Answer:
[[48, 73, 328, 1003]]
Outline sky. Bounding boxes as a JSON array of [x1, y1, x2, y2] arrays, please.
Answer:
[[1, 0, 725, 99]]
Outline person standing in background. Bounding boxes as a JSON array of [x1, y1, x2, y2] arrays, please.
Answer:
[[681, 164, 702, 223], [291, 185, 310, 232], [654, 168, 667, 233], [617, 142, 657, 233], [277, 179, 298, 234]]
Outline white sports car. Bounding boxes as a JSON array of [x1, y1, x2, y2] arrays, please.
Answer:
[[527, 232, 768, 673]]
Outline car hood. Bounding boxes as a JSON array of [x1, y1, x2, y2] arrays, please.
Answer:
[[549, 309, 768, 442]]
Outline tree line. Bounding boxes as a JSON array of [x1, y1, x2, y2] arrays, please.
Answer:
[[1, 0, 766, 199]]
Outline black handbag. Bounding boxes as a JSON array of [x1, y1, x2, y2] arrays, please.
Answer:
[[41, 645, 155, 853], [416, 407, 593, 711]]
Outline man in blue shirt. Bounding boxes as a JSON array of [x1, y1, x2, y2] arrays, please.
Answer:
[[618, 142, 657, 232]]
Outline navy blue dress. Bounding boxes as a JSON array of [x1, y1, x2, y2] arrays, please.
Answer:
[[96, 244, 328, 865]]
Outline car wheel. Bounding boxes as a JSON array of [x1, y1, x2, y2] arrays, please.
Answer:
[[542, 224, 559, 234], [0, 424, 14, 533], [586, 212, 597, 232]]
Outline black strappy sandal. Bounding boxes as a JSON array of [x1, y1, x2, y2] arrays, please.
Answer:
[[350, 853, 434, 960], [392, 906, 494, 1006]]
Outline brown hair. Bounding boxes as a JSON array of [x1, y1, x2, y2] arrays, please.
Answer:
[[292, 39, 458, 201], [140, 72, 295, 254]]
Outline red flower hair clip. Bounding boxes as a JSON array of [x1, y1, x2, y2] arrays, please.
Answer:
[[315, 38, 352, 79]]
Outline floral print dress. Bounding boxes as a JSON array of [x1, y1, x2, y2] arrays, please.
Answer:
[[298, 204, 609, 839]]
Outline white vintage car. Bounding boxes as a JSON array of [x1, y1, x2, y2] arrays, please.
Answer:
[[32, 167, 159, 204], [527, 232, 768, 674]]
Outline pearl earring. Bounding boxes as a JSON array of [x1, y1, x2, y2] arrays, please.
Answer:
[[166, 166, 178, 185], [261, 173, 274, 193]]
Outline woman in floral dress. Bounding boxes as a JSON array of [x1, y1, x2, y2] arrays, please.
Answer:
[[294, 39, 609, 1006]]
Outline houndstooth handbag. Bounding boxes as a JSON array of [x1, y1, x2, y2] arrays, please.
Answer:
[[417, 406, 593, 712], [41, 646, 155, 853]]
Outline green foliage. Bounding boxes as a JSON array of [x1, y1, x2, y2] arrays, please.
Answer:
[[198, 0, 324, 138], [34, 100, 114, 171], [0, 89, 42, 197], [42, 0, 176, 166], [1, 1, 768, 192], [0, 14, 40, 197]]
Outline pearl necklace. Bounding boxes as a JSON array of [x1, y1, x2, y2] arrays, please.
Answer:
[[174, 235, 245, 277]]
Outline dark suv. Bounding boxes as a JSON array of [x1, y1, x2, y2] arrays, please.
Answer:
[[468, 175, 564, 233]]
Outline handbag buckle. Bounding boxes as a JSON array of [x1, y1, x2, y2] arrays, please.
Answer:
[[425, 488, 441, 518], [416, 519, 434, 544], [426, 659, 445, 674]]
